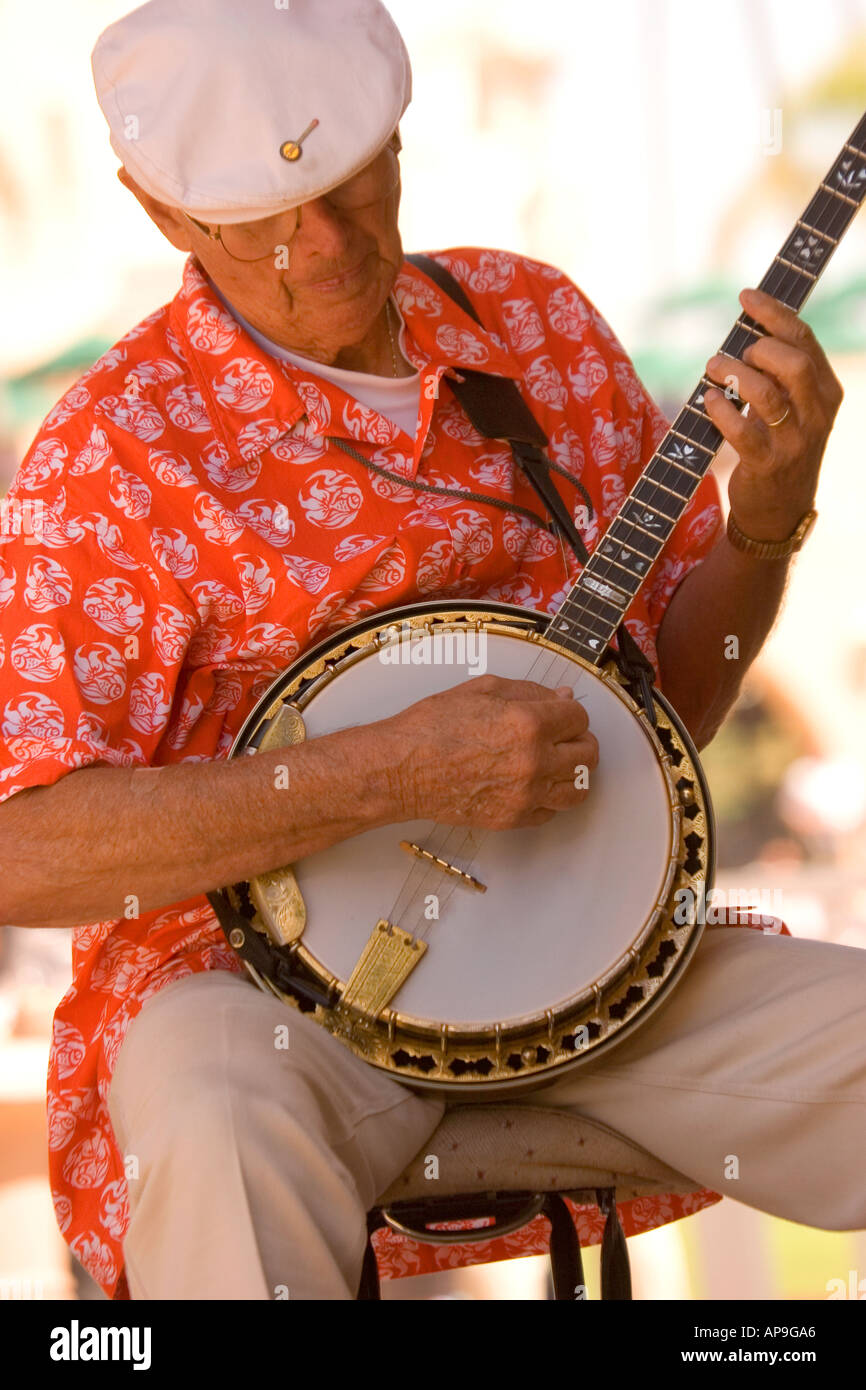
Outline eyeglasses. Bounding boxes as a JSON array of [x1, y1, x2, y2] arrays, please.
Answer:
[[184, 136, 402, 264]]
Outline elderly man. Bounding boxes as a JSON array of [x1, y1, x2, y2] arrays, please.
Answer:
[[0, 0, 862, 1300]]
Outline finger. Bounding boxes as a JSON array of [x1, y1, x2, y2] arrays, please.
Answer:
[[705, 352, 791, 429], [738, 336, 833, 426], [471, 674, 574, 704], [536, 768, 594, 812], [518, 807, 558, 827], [738, 288, 840, 398], [529, 739, 599, 816], [703, 387, 774, 467], [531, 693, 591, 740], [544, 733, 599, 783]]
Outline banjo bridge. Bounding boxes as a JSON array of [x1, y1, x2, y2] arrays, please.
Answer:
[[399, 839, 487, 892]]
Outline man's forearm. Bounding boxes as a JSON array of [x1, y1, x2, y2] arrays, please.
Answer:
[[0, 722, 404, 930], [655, 529, 792, 749]]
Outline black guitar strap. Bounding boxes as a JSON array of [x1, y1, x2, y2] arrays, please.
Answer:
[[406, 253, 656, 714]]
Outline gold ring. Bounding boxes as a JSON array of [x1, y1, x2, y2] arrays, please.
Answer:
[[767, 406, 790, 428]]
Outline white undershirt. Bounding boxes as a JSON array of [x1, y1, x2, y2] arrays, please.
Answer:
[[210, 283, 422, 439]]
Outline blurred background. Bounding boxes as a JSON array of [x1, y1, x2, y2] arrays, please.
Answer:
[[2, 0, 866, 1301]]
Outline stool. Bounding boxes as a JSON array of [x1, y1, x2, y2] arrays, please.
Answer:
[[359, 1104, 704, 1300]]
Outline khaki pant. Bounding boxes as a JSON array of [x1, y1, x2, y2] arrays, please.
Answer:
[[106, 927, 866, 1299]]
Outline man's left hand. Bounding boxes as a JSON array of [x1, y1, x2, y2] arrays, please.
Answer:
[[703, 286, 844, 543]]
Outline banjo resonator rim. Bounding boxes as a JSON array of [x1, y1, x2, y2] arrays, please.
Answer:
[[218, 601, 715, 1096]]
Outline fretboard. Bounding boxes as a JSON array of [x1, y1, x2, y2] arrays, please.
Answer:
[[548, 109, 866, 668]]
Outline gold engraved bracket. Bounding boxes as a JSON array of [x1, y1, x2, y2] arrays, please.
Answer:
[[340, 919, 427, 1018], [249, 703, 308, 945]]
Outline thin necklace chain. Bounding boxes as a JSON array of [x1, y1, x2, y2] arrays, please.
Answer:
[[385, 297, 399, 377]]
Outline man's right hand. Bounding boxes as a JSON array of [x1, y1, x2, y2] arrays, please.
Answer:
[[380, 673, 599, 831]]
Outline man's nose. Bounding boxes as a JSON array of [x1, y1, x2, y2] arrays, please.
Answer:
[[291, 197, 354, 258]]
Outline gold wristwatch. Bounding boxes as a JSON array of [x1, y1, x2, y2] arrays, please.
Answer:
[[726, 506, 818, 560]]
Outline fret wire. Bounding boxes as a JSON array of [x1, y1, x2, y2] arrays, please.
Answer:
[[733, 315, 768, 337], [796, 217, 838, 246], [608, 517, 662, 559], [589, 553, 642, 590], [620, 505, 673, 544], [694, 374, 721, 398], [568, 617, 619, 654], [721, 320, 766, 349], [761, 267, 806, 313], [849, 132, 866, 158], [554, 602, 613, 641], [599, 532, 646, 562], [803, 187, 859, 243], [810, 192, 854, 247], [567, 614, 620, 650], [596, 542, 652, 582], [561, 591, 619, 628], [552, 587, 623, 664], [663, 429, 713, 466], [819, 180, 859, 209], [671, 405, 723, 454], [583, 558, 633, 597], [775, 252, 818, 281], [679, 400, 709, 426], [648, 457, 703, 499], [675, 401, 722, 451], [566, 583, 624, 625], [797, 212, 850, 272], [632, 479, 683, 518], [549, 605, 609, 646], [546, 619, 596, 661], [805, 186, 859, 241], [564, 582, 624, 624], [547, 611, 595, 645], [759, 260, 806, 310], [558, 608, 619, 650], [651, 454, 704, 490]]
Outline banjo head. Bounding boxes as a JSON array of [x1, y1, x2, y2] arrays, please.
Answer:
[[218, 602, 714, 1096]]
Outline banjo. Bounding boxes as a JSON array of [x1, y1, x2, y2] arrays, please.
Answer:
[[209, 111, 866, 1096]]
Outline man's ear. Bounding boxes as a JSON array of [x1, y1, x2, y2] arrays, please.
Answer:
[[116, 166, 195, 253]]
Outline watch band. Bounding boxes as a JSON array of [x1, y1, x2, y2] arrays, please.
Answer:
[[726, 507, 818, 560]]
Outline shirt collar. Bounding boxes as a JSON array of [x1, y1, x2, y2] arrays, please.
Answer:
[[169, 255, 523, 468]]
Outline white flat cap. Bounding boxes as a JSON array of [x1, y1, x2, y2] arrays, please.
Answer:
[[92, 0, 411, 223]]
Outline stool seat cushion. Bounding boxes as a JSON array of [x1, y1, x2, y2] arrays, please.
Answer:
[[370, 918, 789, 1280], [375, 1103, 701, 1206]]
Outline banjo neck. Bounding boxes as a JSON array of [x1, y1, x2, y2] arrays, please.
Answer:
[[546, 108, 866, 669]]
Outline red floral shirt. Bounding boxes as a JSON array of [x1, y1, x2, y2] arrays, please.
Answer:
[[0, 249, 723, 1296]]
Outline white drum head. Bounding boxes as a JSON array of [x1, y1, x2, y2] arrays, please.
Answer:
[[290, 626, 673, 1028]]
